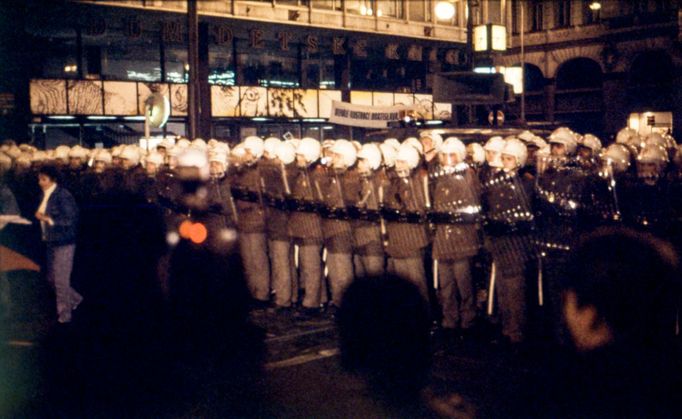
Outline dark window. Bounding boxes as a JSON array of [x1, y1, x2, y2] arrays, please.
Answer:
[[531, 0, 544, 31], [556, 0, 572, 27]]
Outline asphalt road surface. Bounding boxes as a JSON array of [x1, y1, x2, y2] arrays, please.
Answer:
[[1, 270, 536, 418]]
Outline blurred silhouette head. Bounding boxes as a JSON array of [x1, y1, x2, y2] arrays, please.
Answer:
[[337, 275, 431, 400], [562, 227, 679, 351]]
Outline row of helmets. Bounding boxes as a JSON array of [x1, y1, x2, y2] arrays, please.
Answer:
[[1, 127, 680, 177], [482, 126, 681, 174]]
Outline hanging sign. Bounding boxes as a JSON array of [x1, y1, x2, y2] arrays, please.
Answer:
[[329, 101, 413, 129]]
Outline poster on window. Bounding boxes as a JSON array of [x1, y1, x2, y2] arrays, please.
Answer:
[[268, 88, 295, 118], [414, 94, 434, 119], [393, 93, 414, 107], [138, 83, 170, 116], [373, 92, 394, 107], [295, 89, 318, 118], [170, 84, 188, 116], [434, 102, 453, 120], [239, 86, 268, 117], [318, 90, 342, 119], [211, 85, 240, 117], [103, 81, 137, 116], [30, 79, 67, 115], [68, 80, 103, 115]]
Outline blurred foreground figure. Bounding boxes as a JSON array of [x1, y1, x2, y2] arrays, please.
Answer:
[[518, 227, 682, 418], [337, 275, 433, 416], [337, 276, 475, 418]]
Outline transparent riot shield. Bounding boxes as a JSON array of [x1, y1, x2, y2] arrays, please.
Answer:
[[534, 154, 587, 253]]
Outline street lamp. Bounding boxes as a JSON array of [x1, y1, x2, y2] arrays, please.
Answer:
[[588, 1, 602, 11], [435, 1, 456, 21], [473, 23, 507, 52]]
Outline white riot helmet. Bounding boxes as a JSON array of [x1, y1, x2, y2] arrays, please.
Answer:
[[275, 141, 296, 165], [357, 143, 382, 174], [263, 137, 281, 159], [296, 137, 321, 165], [484, 136, 505, 168], [0, 152, 11, 172], [331, 139, 357, 169], [403, 137, 423, 155], [158, 137, 175, 152], [177, 148, 210, 182], [68, 145, 88, 160], [146, 151, 164, 167], [466, 143, 485, 166], [243, 136, 264, 160], [601, 144, 631, 174], [637, 144, 668, 167], [517, 130, 535, 143], [54, 145, 70, 162], [616, 127, 637, 145], [549, 127, 578, 155], [438, 137, 466, 167], [395, 143, 420, 177], [120, 145, 141, 167], [644, 133, 667, 150], [94, 149, 112, 164], [208, 151, 228, 178], [383, 138, 401, 150], [637, 144, 668, 181], [379, 143, 398, 168], [176, 138, 191, 149], [501, 138, 528, 171], [580, 134, 602, 153], [191, 138, 207, 151], [419, 132, 443, 155]]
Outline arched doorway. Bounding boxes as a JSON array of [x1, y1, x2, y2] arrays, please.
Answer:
[[554, 57, 604, 134]]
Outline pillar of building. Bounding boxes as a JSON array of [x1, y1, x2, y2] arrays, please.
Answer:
[[602, 72, 629, 137], [672, 73, 682, 140], [543, 78, 556, 122]]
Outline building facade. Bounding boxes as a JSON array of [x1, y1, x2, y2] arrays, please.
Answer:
[[1, 0, 680, 144], [498, 0, 682, 139]]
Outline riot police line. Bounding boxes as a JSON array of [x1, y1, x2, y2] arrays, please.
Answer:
[[1, 126, 681, 344]]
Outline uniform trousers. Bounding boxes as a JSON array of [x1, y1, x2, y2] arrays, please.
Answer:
[[326, 252, 354, 307], [298, 244, 323, 308], [239, 232, 271, 302], [387, 256, 429, 302], [268, 239, 297, 307], [353, 254, 385, 278], [495, 273, 526, 343], [46, 244, 82, 323], [437, 258, 476, 330]]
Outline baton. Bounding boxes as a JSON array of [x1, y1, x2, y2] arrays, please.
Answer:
[[487, 261, 496, 316]]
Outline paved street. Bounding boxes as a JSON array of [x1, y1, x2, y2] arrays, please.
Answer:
[[1, 270, 537, 418]]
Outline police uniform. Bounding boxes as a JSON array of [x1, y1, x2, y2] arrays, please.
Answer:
[[288, 164, 325, 310], [317, 166, 355, 308], [260, 158, 298, 308], [482, 169, 536, 343], [347, 168, 386, 278], [431, 164, 481, 331], [383, 170, 430, 300], [232, 161, 271, 303]]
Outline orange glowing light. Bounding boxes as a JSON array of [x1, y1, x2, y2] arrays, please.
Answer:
[[179, 220, 193, 239], [189, 222, 208, 244]]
